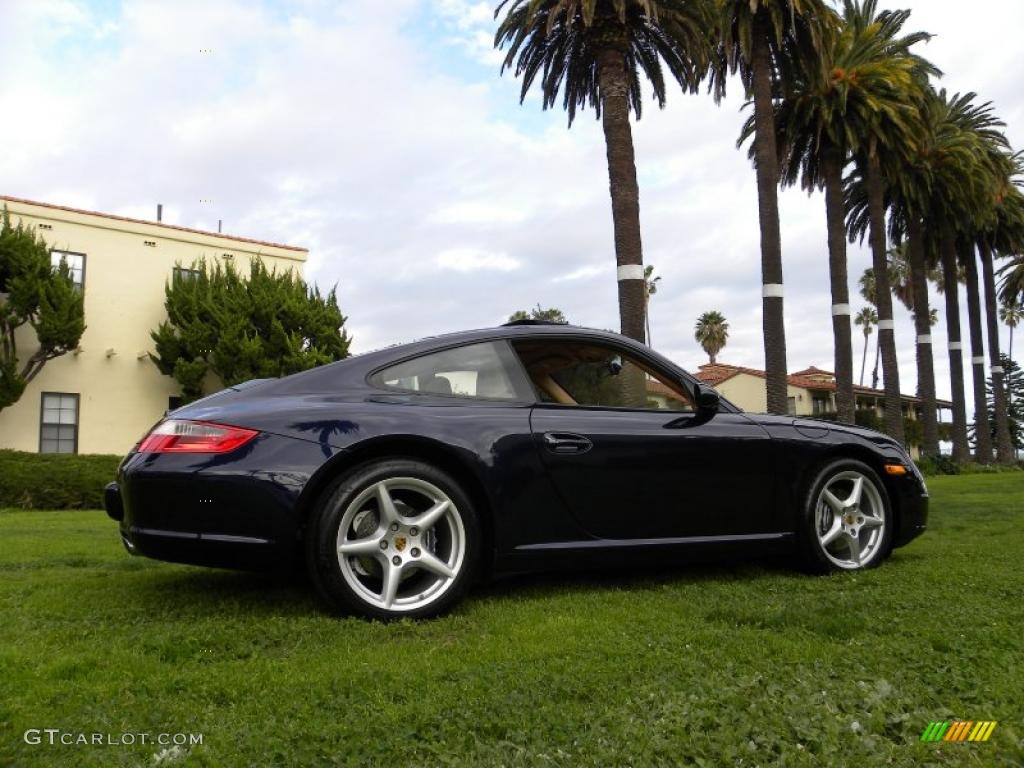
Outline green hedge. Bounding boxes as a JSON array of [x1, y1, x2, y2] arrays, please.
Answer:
[[915, 454, 1024, 476], [0, 450, 121, 510]]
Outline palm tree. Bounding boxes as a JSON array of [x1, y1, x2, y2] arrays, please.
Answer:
[[854, 306, 877, 387], [886, 236, 941, 454], [695, 311, 729, 363], [978, 155, 1024, 463], [888, 89, 1004, 462], [643, 264, 661, 345], [930, 92, 1013, 463], [1001, 300, 1024, 418], [1001, 255, 1024, 308], [758, 0, 934, 426], [858, 268, 882, 389], [494, 0, 713, 343], [710, 0, 836, 415], [962, 239, 994, 463], [885, 243, 915, 311], [508, 305, 569, 323], [848, 41, 936, 446], [1001, 301, 1024, 364]]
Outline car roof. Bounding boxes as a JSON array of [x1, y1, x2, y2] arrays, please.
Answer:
[[269, 324, 671, 395]]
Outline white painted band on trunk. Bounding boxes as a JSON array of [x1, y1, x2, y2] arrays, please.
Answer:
[[971, 356, 985, 364], [831, 303, 852, 316], [616, 264, 644, 281], [991, 366, 1004, 374], [762, 283, 784, 298], [917, 335, 932, 344], [877, 319, 895, 330], [948, 341, 963, 350]]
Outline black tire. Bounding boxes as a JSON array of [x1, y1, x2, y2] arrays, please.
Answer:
[[306, 458, 480, 620], [797, 458, 894, 574]]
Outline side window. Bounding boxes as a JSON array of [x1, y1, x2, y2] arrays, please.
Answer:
[[370, 342, 526, 401], [513, 341, 694, 411]]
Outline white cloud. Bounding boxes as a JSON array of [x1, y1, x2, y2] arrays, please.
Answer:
[[552, 264, 609, 282], [430, 200, 529, 225], [437, 247, 521, 272], [1, 0, 1021, 407]]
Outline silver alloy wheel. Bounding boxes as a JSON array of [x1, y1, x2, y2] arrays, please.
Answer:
[[815, 470, 887, 569], [336, 477, 465, 613]]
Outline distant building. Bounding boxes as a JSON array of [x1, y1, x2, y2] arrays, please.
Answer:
[[0, 196, 307, 455], [694, 363, 953, 458]]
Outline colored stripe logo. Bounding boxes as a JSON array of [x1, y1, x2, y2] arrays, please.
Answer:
[[921, 721, 997, 742]]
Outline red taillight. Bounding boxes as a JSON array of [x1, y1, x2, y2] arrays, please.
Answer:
[[137, 420, 258, 454]]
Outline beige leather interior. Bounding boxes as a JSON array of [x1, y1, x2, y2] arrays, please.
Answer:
[[536, 373, 576, 405]]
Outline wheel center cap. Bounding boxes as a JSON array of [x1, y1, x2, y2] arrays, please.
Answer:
[[843, 514, 856, 526], [393, 536, 407, 553]]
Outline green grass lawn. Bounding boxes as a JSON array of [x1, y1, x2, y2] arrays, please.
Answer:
[[1, 475, 1022, 767]]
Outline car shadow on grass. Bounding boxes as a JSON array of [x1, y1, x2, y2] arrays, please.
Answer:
[[122, 550, 815, 621], [475, 552, 796, 600], [126, 565, 321, 618]]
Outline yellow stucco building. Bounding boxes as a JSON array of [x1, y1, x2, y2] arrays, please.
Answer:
[[694, 362, 953, 458], [0, 196, 307, 455]]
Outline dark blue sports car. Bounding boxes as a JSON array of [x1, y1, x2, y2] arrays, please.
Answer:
[[106, 322, 928, 619]]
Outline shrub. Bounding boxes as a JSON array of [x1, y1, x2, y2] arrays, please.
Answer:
[[958, 461, 1023, 475], [916, 454, 961, 476], [0, 450, 120, 509], [914, 455, 1023, 476]]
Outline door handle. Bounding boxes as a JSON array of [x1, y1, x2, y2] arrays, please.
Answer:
[[543, 432, 593, 455]]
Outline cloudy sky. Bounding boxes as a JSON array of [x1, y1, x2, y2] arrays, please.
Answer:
[[3, 0, 1022, 404]]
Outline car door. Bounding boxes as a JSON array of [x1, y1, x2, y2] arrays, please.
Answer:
[[514, 338, 778, 541]]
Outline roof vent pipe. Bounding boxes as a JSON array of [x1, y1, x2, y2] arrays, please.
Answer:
[[157, 204, 163, 222]]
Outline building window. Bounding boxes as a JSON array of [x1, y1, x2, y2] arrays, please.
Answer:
[[39, 393, 79, 454], [173, 266, 201, 282], [51, 250, 85, 290], [787, 396, 797, 415], [812, 395, 830, 415]]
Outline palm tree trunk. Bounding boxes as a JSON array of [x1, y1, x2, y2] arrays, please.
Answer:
[[864, 152, 904, 444], [962, 243, 993, 463], [596, 47, 645, 345], [645, 298, 652, 347], [751, 17, 788, 415], [860, 331, 869, 386], [906, 217, 939, 456], [940, 230, 970, 461], [872, 340, 880, 389], [979, 243, 1014, 463], [822, 149, 854, 424]]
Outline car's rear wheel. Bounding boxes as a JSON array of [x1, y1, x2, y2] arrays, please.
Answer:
[[307, 459, 479, 620], [799, 459, 893, 573]]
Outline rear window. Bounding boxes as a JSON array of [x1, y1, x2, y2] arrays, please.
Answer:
[[369, 342, 527, 401]]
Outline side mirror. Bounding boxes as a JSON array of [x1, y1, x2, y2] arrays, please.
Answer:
[[694, 383, 720, 414]]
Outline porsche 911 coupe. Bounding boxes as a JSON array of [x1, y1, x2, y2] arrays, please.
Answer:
[[105, 322, 928, 619]]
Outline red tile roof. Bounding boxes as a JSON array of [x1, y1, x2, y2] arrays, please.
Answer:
[[696, 362, 952, 407], [0, 195, 308, 253]]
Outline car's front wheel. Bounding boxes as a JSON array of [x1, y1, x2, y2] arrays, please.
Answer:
[[307, 459, 480, 620], [799, 459, 893, 573]]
